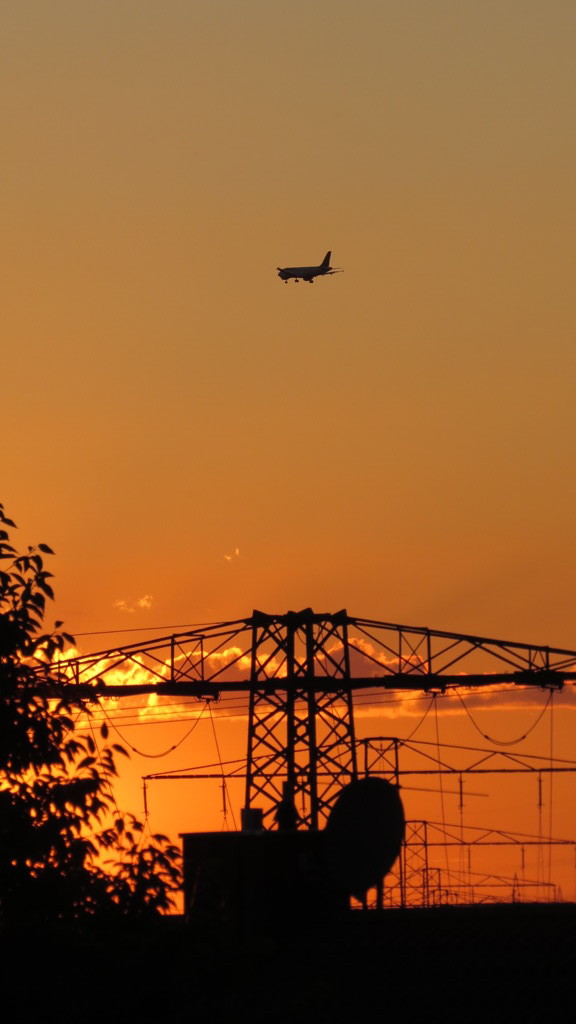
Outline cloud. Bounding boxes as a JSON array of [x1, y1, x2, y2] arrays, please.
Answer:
[[113, 594, 154, 614]]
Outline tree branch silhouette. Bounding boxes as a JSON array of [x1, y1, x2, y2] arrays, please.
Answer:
[[0, 504, 181, 924]]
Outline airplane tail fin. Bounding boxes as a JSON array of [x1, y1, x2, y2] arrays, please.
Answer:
[[321, 250, 331, 268]]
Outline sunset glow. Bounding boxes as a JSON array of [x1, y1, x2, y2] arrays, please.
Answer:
[[3, 1, 576, 907]]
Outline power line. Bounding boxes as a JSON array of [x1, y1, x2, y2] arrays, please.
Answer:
[[456, 689, 554, 745], [72, 680, 575, 732], [95, 697, 209, 758], [72, 620, 222, 639]]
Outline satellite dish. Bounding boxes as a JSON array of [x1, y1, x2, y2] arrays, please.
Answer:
[[324, 777, 405, 900]]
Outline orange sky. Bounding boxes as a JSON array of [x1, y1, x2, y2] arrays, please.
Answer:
[[2, 1, 576, 902]]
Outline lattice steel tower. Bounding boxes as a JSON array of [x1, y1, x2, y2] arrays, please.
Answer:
[[245, 609, 358, 828]]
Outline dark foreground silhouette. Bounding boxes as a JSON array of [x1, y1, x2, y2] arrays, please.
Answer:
[[1, 903, 573, 1022]]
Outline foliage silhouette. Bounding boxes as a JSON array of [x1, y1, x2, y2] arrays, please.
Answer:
[[0, 504, 181, 924]]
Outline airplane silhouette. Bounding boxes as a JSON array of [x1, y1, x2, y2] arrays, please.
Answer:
[[277, 251, 342, 284]]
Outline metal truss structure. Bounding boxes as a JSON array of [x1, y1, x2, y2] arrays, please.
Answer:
[[50, 609, 576, 828], [245, 611, 356, 828], [359, 736, 576, 787], [357, 737, 576, 906], [380, 820, 573, 908]]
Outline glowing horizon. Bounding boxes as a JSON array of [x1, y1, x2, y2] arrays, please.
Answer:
[[3, 1, 576, 903]]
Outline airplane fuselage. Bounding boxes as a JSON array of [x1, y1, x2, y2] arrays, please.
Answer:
[[278, 265, 326, 282], [277, 250, 337, 283]]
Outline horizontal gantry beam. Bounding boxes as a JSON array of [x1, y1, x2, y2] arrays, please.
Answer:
[[45, 609, 576, 699], [87, 671, 573, 699]]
